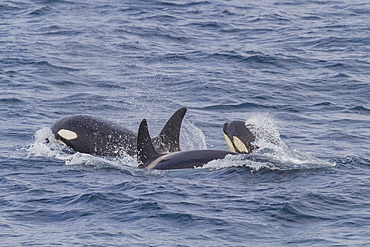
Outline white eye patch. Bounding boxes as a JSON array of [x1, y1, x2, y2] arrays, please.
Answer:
[[223, 132, 236, 152], [58, 129, 78, 140], [233, 136, 249, 154]]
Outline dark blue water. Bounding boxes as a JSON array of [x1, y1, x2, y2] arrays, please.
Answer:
[[1, 0, 369, 246]]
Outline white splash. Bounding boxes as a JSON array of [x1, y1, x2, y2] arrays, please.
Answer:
[[27, 127, 68, 159], [180, 119, 207, 151], [202, 154, 266, 171], [27, 127, 139, 171], [246, 112, 289, 150], [203, 113, 336, 171]]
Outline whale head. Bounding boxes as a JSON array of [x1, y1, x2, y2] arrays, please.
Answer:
[[223, 121, 258, 154]]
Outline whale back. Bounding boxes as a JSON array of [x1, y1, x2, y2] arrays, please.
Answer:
[[50, 108, 187, 157], [137, 119, 235, 170]]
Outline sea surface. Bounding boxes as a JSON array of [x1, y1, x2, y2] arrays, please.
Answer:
[[1, 0, 369, 246]]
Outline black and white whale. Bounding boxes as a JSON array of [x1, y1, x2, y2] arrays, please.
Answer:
[[224, 120, 289, 152], [50, 108, 187, 157], [137, 118, 258, 170], [222, 120, 258, 154]]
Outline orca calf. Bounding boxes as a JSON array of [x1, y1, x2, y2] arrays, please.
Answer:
[[223, 120, 289, 152], [50, 108, 187, 157], [222, 120, 258, 154]]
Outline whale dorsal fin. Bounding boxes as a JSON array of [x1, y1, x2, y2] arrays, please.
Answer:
[[153, 107, 187, 153], [137, 119, 160, 168]]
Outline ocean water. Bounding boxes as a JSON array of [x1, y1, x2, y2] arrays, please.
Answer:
[[1, 0, 369, 246]]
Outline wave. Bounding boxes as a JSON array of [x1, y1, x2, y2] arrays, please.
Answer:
[[0, 97, 25, 104], [28, 6, 53, 16], [159, 1, 211, 8], [203, 145, 335, 172], [199, 102, 302, 113], [200, 102, 274, 111], [346, 106, 370, 114], [34, 60, 80, 72]]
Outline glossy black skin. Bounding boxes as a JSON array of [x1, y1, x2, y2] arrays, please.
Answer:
[[223, 120, 258, 153], [137, 119, 237, 170], [51, 115, 137, 156], [51, 108, 187, 157], [145, 150, 236, 170]]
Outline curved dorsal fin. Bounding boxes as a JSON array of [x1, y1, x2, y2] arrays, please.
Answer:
[[153, 107, 187, 153], [137, 119, 160, 168]]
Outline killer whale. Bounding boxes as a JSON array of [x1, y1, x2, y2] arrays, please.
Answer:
[[223, 120, 258, 154], [50, 108, 187, 157], [223, 120, 289, 152], [137, 119, 237, 170]]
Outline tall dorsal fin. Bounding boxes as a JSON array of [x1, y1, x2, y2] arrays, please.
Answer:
[[153, 107, 187, 153], [137, 119, 160, 168]]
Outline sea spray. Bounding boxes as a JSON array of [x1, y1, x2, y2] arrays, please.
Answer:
[[246, 112, 289, 150], [204, 113, 335, 171], [180, 119, 207, 151]]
